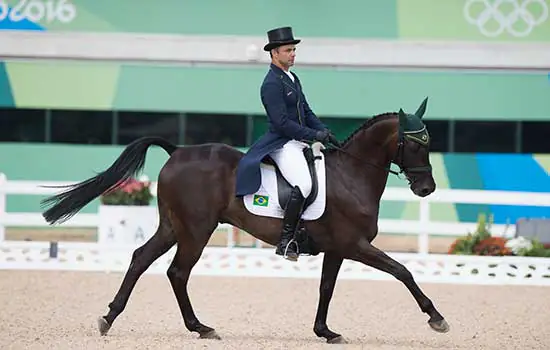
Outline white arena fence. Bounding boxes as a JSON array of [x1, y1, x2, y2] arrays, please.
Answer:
[[0, 241, 549, 286], [1, 173, 549, 286]]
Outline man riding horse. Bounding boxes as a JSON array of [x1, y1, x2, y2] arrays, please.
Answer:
[[235, 27, 340, 261]]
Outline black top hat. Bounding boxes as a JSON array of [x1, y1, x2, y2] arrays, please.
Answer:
[[263, 26, 301, 51]]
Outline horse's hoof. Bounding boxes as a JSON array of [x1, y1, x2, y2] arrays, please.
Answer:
[[199, 330, 221, 340], [327, 335, 348, 344], [97, 317, 111, 336], [429, 319, 450, 333]]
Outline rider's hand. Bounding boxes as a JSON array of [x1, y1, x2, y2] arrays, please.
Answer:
[[315, 129, 330, 144], [315, 129, 341, 148], [329, 134, 342, 148]]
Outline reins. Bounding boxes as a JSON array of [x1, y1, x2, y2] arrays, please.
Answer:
[[324, 143, 403, 177]]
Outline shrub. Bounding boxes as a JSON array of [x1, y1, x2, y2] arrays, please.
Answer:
[[507, 238, 550, 258], [448, 213, 492, 255], [448, 213, 550, 257], [473, 237, 512, 256]]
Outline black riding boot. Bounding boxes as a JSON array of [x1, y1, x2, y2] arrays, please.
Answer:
[[275, 186, 306, 261]]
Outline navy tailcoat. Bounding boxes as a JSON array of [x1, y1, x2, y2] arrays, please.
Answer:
[[235, 63, 327, 196]]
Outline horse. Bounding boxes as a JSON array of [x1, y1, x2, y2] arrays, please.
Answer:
[[40, 97, 450, 344]]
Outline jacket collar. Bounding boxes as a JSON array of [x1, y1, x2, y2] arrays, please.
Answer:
[[270, 63, 285, 74], [269, 63, 298, 90]]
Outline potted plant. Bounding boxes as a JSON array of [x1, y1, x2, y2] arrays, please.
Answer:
[[97, 175, 159, 246]]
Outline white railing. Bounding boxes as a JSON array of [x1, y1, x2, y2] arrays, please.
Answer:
[[1, 173, 549, 254], [1, 241, 550, 286]]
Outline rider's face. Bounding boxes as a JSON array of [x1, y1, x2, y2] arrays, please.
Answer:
[[272, 44, 296, 69]]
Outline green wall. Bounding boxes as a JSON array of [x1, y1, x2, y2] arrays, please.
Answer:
[[3, 0, 397, 38], [2, 60, 549, 121]]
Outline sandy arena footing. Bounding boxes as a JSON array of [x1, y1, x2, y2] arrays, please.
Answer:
[[0, 270, 548, 349]]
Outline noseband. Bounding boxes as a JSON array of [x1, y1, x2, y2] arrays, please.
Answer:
[[392, 136, 432, 183]]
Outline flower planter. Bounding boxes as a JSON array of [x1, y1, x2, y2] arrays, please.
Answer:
[[447, 213, 550, 258], [97, 204, 159, 246]]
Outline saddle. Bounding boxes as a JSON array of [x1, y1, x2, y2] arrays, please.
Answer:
[[243, 141, 326, 255]]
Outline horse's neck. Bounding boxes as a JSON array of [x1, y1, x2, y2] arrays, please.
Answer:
[[346, 119, 397, 168], [341, 119, 398, 198]]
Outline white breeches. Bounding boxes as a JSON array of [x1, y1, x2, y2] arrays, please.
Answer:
[[270, 140, 312, 198]]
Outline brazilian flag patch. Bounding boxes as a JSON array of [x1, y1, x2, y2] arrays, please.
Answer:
[[253, 194, 269, 207]]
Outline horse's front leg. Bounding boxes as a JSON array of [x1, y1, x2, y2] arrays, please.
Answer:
[[313, 251, 347, 344], [351, 237, 450, 333]]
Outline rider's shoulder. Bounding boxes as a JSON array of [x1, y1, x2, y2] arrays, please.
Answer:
[[261, 72, 282, 89], [260, 80, 282, 97], [263, 69, 281, 83]]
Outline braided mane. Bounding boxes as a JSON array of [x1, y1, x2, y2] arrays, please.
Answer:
[[328, 112, 397, 151]]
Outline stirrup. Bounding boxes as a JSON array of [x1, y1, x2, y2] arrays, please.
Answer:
[[283, 238, 299, 261]]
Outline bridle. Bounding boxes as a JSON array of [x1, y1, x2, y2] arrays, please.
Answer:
[[325, 126, 433, 184]]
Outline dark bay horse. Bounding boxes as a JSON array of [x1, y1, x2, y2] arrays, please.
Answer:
[[41, 98, 450, 344]]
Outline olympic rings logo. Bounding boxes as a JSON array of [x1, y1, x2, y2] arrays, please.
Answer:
[[464, 0, 548, 37]]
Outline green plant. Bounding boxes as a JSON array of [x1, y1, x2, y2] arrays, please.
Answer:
[[449, 213, 550, 258], [514, 239, 550, 258], [448, 213, 493, 255], [100, 176, 153, 206]]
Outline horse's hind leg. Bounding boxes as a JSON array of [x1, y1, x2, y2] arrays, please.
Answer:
[[98, 203, 176, 336], [166, 219, 220, 340], [352, 238, 449, 333]]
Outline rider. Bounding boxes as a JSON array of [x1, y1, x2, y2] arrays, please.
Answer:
[[235, 26, 339, 261]]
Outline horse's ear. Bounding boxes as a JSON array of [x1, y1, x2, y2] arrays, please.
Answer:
[[415, 97, 428, 119], [398, 108, 407, 130]]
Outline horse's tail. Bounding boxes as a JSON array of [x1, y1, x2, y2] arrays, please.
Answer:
[[41, 136, 178, 225]]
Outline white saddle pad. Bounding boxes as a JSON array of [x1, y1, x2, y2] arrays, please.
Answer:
[[243, 143, 326, 221]]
